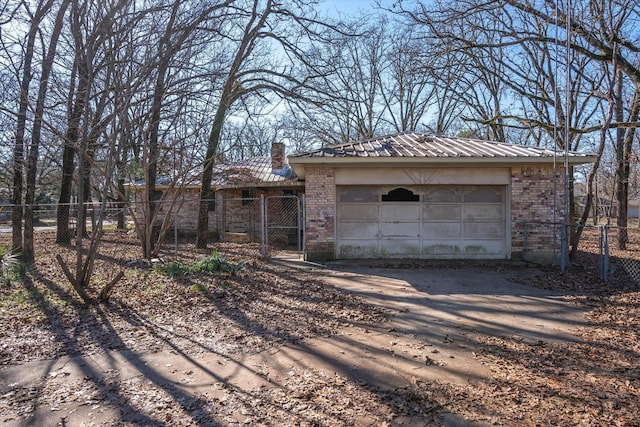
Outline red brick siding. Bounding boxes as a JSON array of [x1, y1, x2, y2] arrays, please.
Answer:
[[304, 166, 336, 261], [511, 165, 566, 261]]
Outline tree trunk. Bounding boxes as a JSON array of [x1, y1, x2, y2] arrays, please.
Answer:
[[57, 142, 76, 244], [140, 0, 184, 259], [117, 177, 126, 230], [57, 57, 88, 244], [197, 104, 227, 248], [615, 86, 639, 249], [570, 98, 614, 259], [23, 0, 70, 263], [12, 2, 55, 256], [81, 150, 94, 237]]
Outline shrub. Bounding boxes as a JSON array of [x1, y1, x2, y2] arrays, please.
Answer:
[[190, 283, 208, 294], [221, 260, 247, 277], [154, 250, 248, 278], [0, 247, 21, 286], [155, 262, 189, 277], [191, 250, 223, 273], [191, 250, 247, 276]]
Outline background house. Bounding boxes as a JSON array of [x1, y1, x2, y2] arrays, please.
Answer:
[[574, 182, 640, 224], [288, 132, 596, 264], [129, 143, 304, 244]]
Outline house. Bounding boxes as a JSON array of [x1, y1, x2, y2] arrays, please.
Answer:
[[574, 182, 640, 223], [288, 132, 596, 264], [128, 143, 304, 243]]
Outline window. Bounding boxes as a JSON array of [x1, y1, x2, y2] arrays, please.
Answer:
[[424, 188, 460, 203], [382, 188, 419, 202], [208, 192, 215, 212], [242, 189, 255, 206]]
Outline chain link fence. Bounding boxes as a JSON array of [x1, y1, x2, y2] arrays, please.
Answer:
[[597, 225, 640, 285], [4, 201, 637, 283], [0, 196, 303, 259], [520, 220, 640, 284], [0, 202, 127, 243]]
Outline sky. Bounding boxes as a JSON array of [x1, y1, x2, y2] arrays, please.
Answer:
[[318, 0, 393, 17]]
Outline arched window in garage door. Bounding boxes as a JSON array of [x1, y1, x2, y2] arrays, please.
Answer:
[[382, 187, 419, 202]]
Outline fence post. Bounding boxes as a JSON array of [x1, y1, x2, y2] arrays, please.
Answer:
[[560, 222, 569, 271], [603, 224, 610, 282], [301, 194, 306, 258], [297, 195, 302, 253], [598, 224, 610, 282], [260, 195, 266, 258], [174, 204, 178, 254], [523, 221, 528, 262]]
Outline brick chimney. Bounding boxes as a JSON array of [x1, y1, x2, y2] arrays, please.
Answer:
[[271, 142, 285, 170]]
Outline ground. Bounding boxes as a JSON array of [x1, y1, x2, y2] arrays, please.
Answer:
[[0, 229, 639, 426]]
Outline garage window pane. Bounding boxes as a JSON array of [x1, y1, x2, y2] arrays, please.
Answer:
[[464, 187, 503, 203], [382, 188, 419, 202], [340, 188, 377, 202], [424, 188, 461, 202]]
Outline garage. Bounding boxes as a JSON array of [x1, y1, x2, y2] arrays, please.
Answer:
[[287, 131, 596, 263], [337, 185, 507, 259]]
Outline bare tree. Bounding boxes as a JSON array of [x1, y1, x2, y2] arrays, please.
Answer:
[[5, 0, 55, 258], [395, 0, 639, 253], [138, 0, 235, 258], [381, 25, 437, 134], [21, 0, 71, 263], [500, 0, 640, 248], [196, 0, 340, 248]]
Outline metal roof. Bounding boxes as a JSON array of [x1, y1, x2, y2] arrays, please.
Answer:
[[211, 157, 297, 188], [288, 132, 596, 178], [290, 131, 593, 160], [129, 157, 298, 189]]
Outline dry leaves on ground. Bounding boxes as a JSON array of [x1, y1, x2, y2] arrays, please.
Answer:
[[0, 228, 639, 426]]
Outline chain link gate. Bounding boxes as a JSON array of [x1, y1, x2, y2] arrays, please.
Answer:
[[260, 195, 304, 258]]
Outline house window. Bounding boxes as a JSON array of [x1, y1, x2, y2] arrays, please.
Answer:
[[208, 192, 215, 212], [242, 189, 255, 206], [382, 188, 419, 202]]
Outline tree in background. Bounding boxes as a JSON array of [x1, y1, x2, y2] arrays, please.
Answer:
[[394, 0, 640, 254], [195, 0, 342, 248]]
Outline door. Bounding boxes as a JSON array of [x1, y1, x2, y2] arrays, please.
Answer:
[[337, 186, 507, 259]]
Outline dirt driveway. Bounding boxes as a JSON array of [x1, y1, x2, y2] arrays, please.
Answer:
[[1, 260, 588, 426]]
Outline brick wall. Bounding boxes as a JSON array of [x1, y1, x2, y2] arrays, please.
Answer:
[[271, 143, 286, 170], [511, 165, 566, 263], [132, 186, 302, 242], [299, 164, 568, 263], [304, 166, 336, 261]]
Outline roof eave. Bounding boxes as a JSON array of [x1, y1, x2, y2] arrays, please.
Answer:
[[288, 155, 597, 179], [215, 179, 303, 190]]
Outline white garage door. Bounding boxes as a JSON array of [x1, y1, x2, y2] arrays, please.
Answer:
[[337, 186, 507, 259]]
